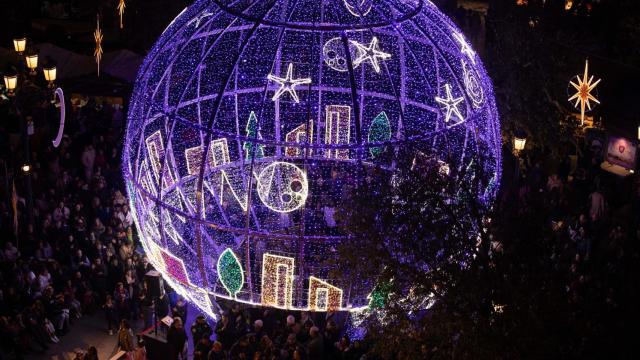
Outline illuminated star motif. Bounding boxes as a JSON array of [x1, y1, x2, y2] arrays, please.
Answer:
[[351, 37, 391, 73], [267, 63, 311, 103], [452, 32, 475, 65], [568, 60, 601, 125], [435, 84, 465, 124], [188, 11, 214, 28], [117, 0, 126, 29], [94, 15, 103, 76]]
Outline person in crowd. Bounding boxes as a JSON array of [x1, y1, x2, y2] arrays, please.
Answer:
[[207, 341, 224, 360], [306, 326, 324, 360], [191, 314, 213, 348], [85, 345, 99, 360], [172, 296, 188, 325], [117, 319, 135, 353], [194, 336, 212, 360], [104, 294, 118, 335], [167, 317, 188, 360], [133, 338, 147, 360]]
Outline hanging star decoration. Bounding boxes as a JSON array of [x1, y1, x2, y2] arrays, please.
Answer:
[[94, 15, 103, 77], [435, 84, 465, 124], [267, 63, 311, 103], [188, 11, 214, 28], [568, 59, 601, 125], [452, 32, 475, 65], [351, 37, 391, 73], [117, 0, 126, 29]]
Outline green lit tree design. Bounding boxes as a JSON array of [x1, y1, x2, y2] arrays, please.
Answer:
[[367, 111, 391, 158], [243, 111, 265, 160], [217, 248, 244, 298]]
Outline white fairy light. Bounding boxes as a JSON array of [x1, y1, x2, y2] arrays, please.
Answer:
[[267, 63, 311, 103], [435, 84, 465, 124], [324, 105, 351, 159], [261, 253, 295, 309], [350, 37, 391, 73], [308, 276, 343, 311]]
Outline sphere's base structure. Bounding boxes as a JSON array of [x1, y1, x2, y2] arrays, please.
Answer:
[[124, 0, 501, 317]]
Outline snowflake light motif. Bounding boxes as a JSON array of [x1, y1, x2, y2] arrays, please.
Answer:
[[568, 60, 601, 125], [123, 0, 501, 315]]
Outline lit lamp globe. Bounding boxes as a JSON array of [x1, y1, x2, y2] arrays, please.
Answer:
[[13, 38, 26, 55], [514, 136, 527, 152], [25, 54, 38, 76], [43, 66, 57, 87], [123, 0, 501, 317], [4, 74, 17, 95]]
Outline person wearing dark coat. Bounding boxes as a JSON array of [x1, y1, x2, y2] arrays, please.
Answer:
[[306, 326, 324, 360], [167, 317, 188, 360], [191, 315, 213, 347]]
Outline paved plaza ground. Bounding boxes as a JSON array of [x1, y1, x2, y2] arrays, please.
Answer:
[[24, 303, 200, 360]]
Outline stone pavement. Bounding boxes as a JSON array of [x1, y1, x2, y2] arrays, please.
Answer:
[[24, 303, 202, 360]]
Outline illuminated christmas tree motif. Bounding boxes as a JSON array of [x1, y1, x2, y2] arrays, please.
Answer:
[[243, 111, 265, 160], [367, 111, 392, 157], [368, 282, 391, 310], [124, 0, 501, 315], [217, 248, 244, 298]]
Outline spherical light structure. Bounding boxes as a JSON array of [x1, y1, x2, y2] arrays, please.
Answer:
[[123, 0, 501, 316]]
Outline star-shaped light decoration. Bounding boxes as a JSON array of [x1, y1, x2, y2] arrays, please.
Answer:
[[188, 11, 214, 28], [94, 15, 103, 77], [568, 60, 601, 125], [452, 32, 475, 65], [117, 0, 126, 29], [435, 84, 465, 124], [350, 37, 391, 73], [267, 63, 311, 103]]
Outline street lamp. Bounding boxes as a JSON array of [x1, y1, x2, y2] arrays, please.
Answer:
[[21, 164, 31, 173], [13, 38, 27, 55], [43, 66, 57, 88], [25, 54, 38, 76], [4, 74, 18, 95], [514, 136, 527, 152]]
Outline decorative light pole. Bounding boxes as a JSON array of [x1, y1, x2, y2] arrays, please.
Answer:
[[513, 131, 527, 181], [2, 37, 61, 237]]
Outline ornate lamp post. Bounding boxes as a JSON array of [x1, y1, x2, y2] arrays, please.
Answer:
[[2, 37, 59, 236]]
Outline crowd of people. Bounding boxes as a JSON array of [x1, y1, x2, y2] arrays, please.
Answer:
[[0, 96, 150, 359], [158, 304, 365, 360]]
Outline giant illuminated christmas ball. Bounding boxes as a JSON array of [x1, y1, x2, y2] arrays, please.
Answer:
[[123, 0, 501, 316]]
